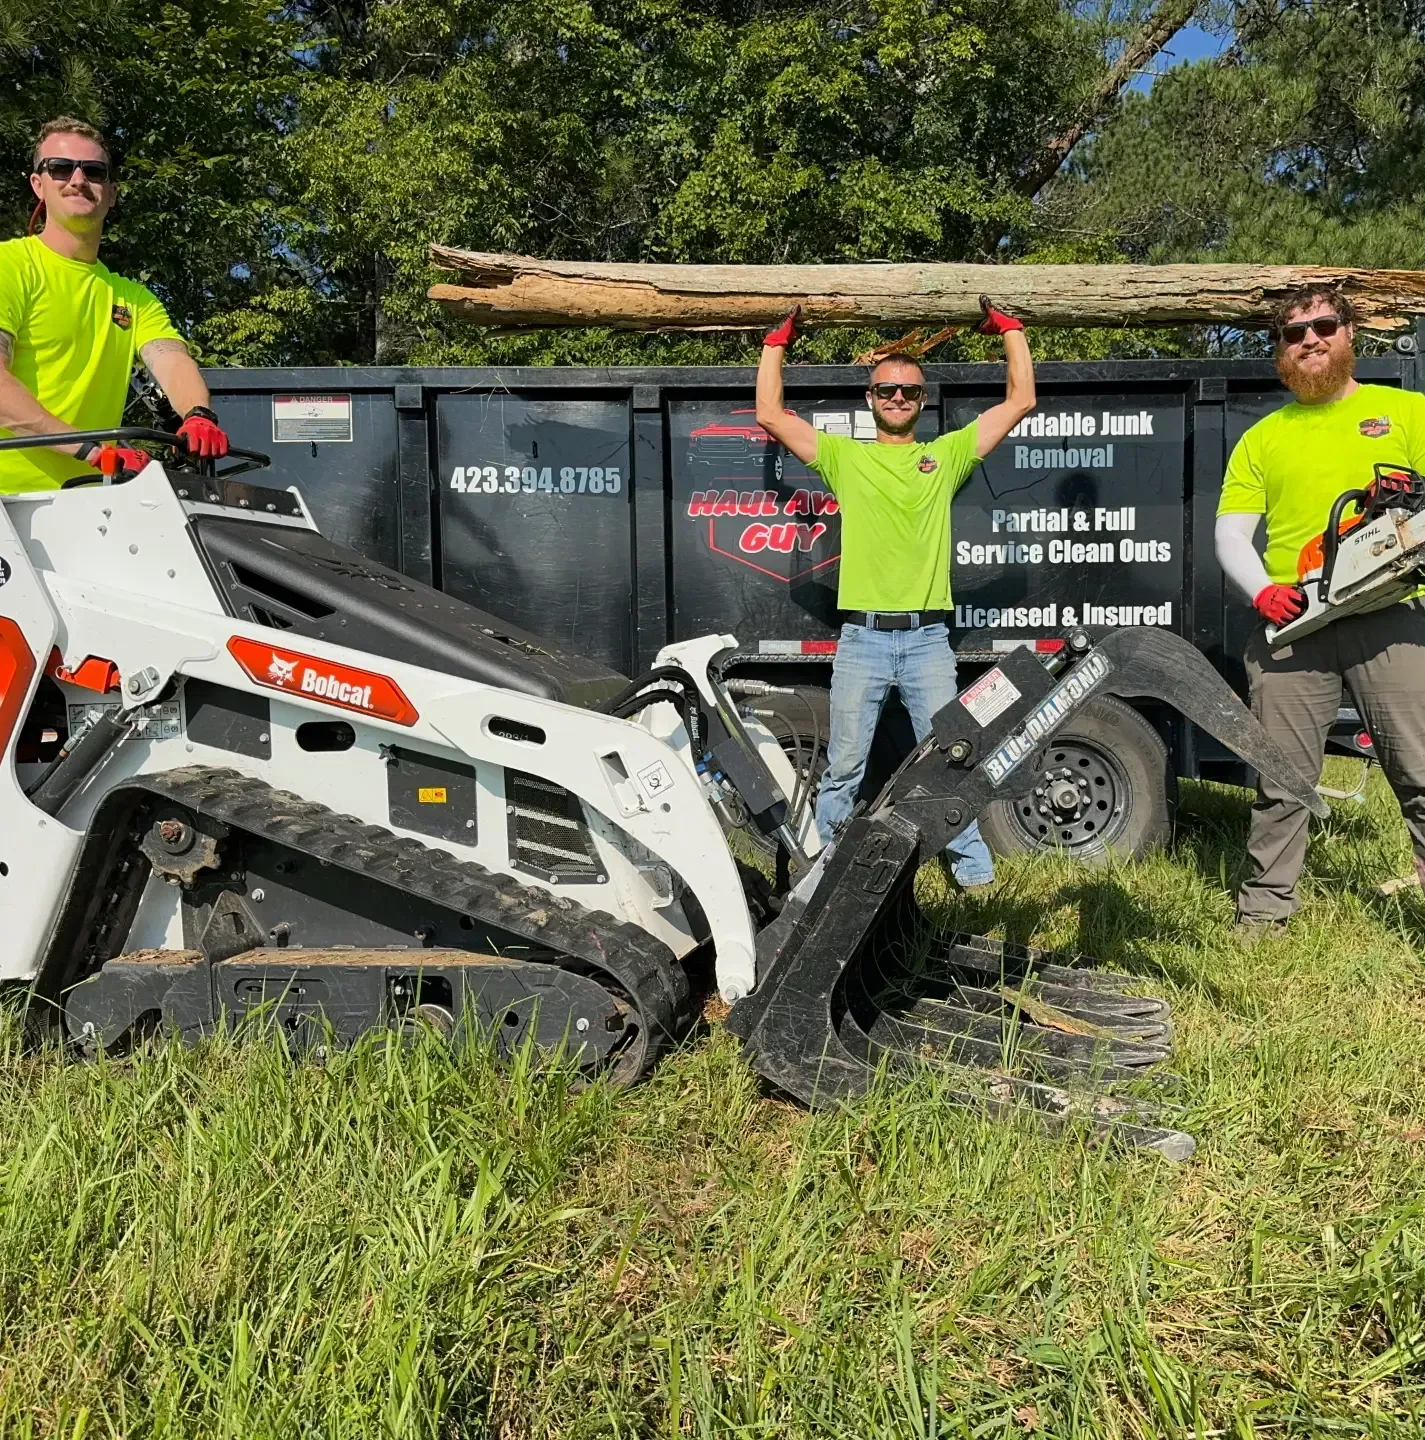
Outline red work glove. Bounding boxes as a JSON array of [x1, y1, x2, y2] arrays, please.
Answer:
[[178, 407, 230, 459], [85, 444, 151, 477], [1254, 584, 1307, 626], [764, 306, 800, 348], [975, 295, 1024, 336]]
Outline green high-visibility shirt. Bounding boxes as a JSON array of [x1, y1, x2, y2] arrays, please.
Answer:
[[0, 235, 182, 493], [1218, 383, 1425, 585], [809, 421, 980, 611]]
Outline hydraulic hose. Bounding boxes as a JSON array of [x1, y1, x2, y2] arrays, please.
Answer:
[[609, 685, 701, 744], [753, 705, 810, 830], [597, 666, 703, 716], [790, 690, 822, 833]]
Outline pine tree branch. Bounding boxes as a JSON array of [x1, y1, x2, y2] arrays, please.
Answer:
[[976, 0, 1202, 255], [1015, 0, 1202, 203]]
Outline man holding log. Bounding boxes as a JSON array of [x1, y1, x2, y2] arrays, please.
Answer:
[[756, 301, 1036, 884], [1215, 285, 1425, 937]]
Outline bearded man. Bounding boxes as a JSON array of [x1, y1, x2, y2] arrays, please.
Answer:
[[1215, 285, 1425, 936], [755, 299, 1035, 886]]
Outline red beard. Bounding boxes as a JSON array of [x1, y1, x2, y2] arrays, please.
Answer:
[[1276, 342, 1356, 402]]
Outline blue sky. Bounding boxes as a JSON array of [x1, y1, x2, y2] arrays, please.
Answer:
[[1130, 22, 1230, 92]]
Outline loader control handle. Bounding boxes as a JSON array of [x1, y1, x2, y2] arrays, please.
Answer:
[[0, 427, 271, 486]]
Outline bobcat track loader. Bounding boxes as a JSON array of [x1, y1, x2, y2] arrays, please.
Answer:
[[0, 430, 1324, 1158]]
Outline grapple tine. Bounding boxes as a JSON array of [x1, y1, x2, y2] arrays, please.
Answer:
[[872, 934, 1174, 1034], [847, 945, 1173, 1079], [928, 933, 1157, 996], [887, 986, 1171, 1044]]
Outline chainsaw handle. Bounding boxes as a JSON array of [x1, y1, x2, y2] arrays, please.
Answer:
[[1319, 487, 1370, 604]]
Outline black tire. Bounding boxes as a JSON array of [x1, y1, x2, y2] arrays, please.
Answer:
[[978, 696, 1176, 864]]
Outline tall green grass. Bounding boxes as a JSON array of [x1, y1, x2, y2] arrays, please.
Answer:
[[4, 761, 1425, 1437]]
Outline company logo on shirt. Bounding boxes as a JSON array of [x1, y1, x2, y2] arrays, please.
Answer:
[[1359, 416, 1392, 438], [917, 455, 939, 473], [111, 303, 132, 331]]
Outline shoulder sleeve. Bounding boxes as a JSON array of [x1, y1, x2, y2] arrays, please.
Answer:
[[808, 431, 853, 495], [0, 243, 34, 340], [931, 420, 980, 496], [131, 283, 183, 349], [1218, 422, 1268, 516]]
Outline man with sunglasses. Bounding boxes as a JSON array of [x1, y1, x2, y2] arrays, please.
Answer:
[[756, 299, 1035, 886], [0, 116, 228, 494], [1215, 285, 1425, 937]]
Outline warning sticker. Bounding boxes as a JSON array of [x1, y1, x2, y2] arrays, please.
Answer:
[[67, 699, 182, 740], [273, 394, 353, 444], [417, 787, 448, 804], [637, 760, 675, 797], [958, 668, 1022, 728]]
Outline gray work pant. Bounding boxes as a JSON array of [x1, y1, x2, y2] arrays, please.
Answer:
[[1239, 600, 1425, 921]]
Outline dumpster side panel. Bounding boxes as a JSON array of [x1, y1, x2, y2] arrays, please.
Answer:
[[207, 388, 402, 567], [433, 393, 635, 675], [944, 390, 1187, 649]]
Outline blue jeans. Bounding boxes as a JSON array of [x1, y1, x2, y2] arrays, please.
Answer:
[[814, 621, 996, 886]]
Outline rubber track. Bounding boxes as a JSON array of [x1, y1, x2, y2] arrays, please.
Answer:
[[131, 766, 695, 1068]]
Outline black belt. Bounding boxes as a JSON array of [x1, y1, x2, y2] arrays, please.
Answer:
[[842, 610, 947, 631]]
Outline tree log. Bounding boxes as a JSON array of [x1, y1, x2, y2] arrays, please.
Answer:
[[428, 247, 1425, 332]]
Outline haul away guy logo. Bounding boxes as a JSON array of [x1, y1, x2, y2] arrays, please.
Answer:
[[111, 303, 132, 331], [228, 636, 419, 726], [1359, 416, 1392, 438]]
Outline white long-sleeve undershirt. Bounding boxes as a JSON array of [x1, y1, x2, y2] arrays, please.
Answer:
[[1215, 512, 1273, 604]]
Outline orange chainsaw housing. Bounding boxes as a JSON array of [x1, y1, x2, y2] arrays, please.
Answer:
[[1295, 466, 1417, 582]]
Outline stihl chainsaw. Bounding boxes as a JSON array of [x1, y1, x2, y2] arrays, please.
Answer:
[[1268, 464, 1425, 648]]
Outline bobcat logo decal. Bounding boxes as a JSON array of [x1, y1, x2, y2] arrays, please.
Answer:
[[228, 636, 420, 727]]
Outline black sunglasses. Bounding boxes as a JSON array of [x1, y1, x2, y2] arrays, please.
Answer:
[[870, 382, 925, 402], [36, 157, 111, 184], [1279, 315, 1344, 346]]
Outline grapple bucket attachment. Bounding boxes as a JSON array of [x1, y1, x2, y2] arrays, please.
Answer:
[[727, 627, 1326, 1157]]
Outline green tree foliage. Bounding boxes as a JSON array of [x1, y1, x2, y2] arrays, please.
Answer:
[[2, 0, 302, 351], [3, 0, 1208, 366], [274, 0, 1141, 365], [1046, 0, 1425, 273]]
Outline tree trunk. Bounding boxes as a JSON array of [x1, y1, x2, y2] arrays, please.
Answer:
[[428, 248, 1425, 332]]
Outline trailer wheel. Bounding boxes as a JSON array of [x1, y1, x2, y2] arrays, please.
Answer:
[[978, 696, 1176, 864]]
